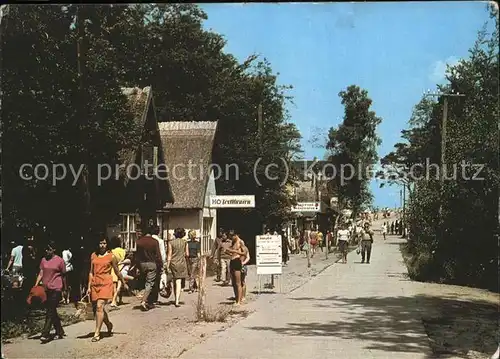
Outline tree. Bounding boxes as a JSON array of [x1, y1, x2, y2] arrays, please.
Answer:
[[326, 85, 382, 217], [379, 5, 499, 289], [1, 5, 141, 245], [2, 4, 302, 247]]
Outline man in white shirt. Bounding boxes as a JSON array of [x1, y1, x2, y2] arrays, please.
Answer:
[[6, 240, 23, 275], [151, 226, 166, 304]]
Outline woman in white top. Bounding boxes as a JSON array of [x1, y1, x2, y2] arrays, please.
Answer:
[[62, 247, 73, 304], [337, 223, 350, 264]]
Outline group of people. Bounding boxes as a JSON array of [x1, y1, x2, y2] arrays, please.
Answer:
[[6, 225, 256, 344]]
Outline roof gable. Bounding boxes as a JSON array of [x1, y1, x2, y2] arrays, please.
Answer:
[[159, 121, 218, 209]]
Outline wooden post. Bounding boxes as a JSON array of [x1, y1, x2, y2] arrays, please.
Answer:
[[197, 255, 207, 320]]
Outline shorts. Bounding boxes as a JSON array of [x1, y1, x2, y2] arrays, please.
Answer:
[[229, 258, 242, 272]]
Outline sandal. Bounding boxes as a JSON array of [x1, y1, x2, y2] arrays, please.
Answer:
[[91, 336, 101, 342]]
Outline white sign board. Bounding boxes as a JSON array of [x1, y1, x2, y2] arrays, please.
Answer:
[[291, 202, 320, 212], [256, 235, 282, 275], [209, 195, 255, 208]]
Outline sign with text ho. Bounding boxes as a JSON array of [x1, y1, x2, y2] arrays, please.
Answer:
[[209, 195, 255, 208], [290, 202, 320, 212], [256, 235, 282, 275]]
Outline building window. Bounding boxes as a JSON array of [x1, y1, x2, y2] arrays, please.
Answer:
[[202, 217, 213, 255], [120, 213, 138, 252]]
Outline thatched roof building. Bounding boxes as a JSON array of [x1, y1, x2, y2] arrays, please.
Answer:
[[158, 121, 218, 209]]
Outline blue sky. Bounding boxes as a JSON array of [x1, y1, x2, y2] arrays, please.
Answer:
[[200, 2, 493, 208]]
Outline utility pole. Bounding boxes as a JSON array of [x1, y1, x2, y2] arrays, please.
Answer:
[[424, 90, 465, 236]]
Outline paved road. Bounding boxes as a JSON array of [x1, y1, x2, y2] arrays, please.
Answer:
[[180, 230, 433, 359]]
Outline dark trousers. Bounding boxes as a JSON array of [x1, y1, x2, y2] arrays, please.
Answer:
[[361, 240, 372, 263], [42, 290, 64, 337], [149, 267, 162, 303], [282, 250, 289, 264]]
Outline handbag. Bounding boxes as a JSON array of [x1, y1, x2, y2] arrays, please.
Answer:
[[159, 271, 172, 299], [74, 294, 94, 321]]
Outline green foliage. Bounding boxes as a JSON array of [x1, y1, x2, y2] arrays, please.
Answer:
[[382, 10, 499, 290], [1, 4, 302, 242], [326, 85, 382, 215]]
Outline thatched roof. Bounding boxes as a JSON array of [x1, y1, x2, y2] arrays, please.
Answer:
[[118, 86, 152, 167], [295, 180, 317, 202], [159, 121, 218, 209]]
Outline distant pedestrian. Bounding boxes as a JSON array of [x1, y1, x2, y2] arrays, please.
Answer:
[[317, 230, 324, 252], [381, 222, 387, 240], [186, 230, 201, 293], [87, 235, 128, 342], [61, 246, 74, 304], [34, 240, 66, 343], [337, 223, 349, 263], [167, 228, 189, 307], [359, 223, 374, 264], [390, 222, 395, 235], [6, 239, 23, 275], [309, 229, 318, 257], [210, 230, 224, 282], [282, 232, 290, 265]]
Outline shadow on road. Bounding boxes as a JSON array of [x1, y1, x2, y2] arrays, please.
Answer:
[[248, 294, 499, 357]]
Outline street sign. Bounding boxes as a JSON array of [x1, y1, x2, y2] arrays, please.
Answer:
[[291, 202, 320, 212], [209, 195, 255, 208], [256, 235, 282, 275]]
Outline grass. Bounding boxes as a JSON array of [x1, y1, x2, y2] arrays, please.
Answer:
[[1, 312, 83, 341]]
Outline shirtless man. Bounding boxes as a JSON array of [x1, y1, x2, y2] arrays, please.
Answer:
[[240, 242, 251, 302], [224, 233, 246, 305]]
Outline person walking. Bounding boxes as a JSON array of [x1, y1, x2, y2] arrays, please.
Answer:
[[61, 245, 74, 304], [337, 223, 350, 264], [166, 228, 189, 307], [309, 229, 318, 257], [381, 222, 387, 240], [135, 227, 162, 311], [34, 240, 66, 343], [281, 232, 290, 265], [359, 223, 374, 264], [110, 236, 126, 308], [186, 230, 201, 293], [151, 226, 167, 304], [210, 229, 224, 282], [87, 235, 128, 342], [6, 239, 23, 275]]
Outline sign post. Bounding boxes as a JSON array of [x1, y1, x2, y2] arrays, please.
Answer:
[[255, 234, 283, 294]]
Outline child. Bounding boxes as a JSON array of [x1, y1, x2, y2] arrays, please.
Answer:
[[115, 258, 135, 305]]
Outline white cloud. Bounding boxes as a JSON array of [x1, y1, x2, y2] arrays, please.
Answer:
[[429, 56, 460, 83]]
